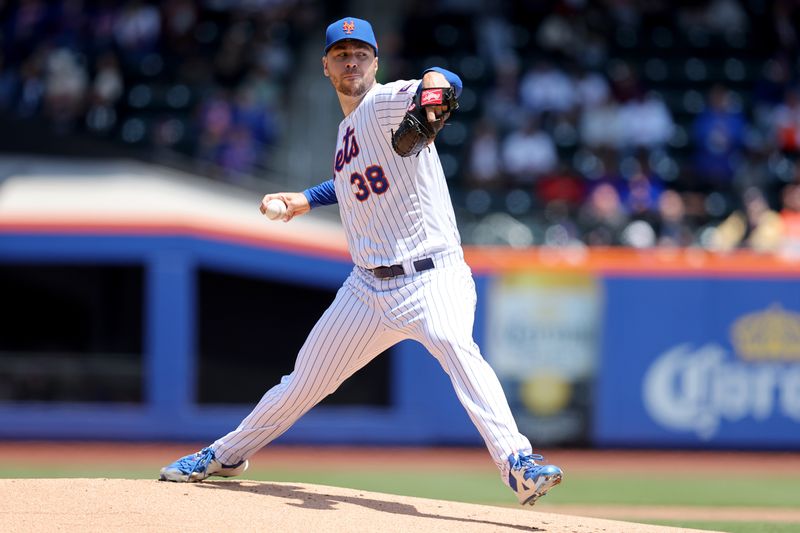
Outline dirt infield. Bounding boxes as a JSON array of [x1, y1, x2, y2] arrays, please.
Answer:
[[3, 444, 800, 529], [1, 478, 716, 533]]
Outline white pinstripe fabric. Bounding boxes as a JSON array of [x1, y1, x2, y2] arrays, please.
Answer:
[[213, 256, 532, 470], [212, 78, 532, 474]]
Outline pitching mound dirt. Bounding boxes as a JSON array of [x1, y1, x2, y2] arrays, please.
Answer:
[[2, 479, 716, 533]]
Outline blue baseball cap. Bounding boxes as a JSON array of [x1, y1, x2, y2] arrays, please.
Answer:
[[324, 17, 378, 56]]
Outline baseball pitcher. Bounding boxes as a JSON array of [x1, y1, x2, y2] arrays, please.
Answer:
[[159, 16, 562, 506]]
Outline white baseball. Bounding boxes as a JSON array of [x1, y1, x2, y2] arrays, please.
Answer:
[[264, 199, 287, 220]]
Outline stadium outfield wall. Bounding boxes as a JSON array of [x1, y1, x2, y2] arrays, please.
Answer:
[[1, 160, 799, 448]]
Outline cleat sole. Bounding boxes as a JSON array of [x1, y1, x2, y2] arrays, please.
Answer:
[[524, 473, 563, 506]]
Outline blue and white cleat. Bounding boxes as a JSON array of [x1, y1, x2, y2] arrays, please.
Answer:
[[507, 453, 563, 506], [159, 447, 248, 482]]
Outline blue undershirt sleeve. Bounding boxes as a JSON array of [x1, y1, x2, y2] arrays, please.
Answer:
[[303, 179, 337, 209], [422, 67, 463, 99]]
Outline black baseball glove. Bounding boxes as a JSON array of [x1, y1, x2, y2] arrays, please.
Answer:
[[391, 86, 459, 157]]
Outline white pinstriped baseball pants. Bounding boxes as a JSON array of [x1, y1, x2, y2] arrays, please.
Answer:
[[212, 250, 532, 474]]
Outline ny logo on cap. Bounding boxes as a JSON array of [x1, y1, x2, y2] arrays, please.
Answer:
[[343, 20, 355, 34]]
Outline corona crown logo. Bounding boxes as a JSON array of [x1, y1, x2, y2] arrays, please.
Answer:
[[343, 20, 355, 34], [731, 303, 800, 361]]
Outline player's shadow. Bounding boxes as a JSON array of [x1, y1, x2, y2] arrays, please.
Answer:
[[196, 481, 542, 532]]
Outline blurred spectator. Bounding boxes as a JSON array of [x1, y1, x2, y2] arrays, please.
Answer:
[[579, 93, 621, 151], [86, 50, 124, 134], [744, 187, 783, 252], [579, 31, 609, 70], [679, 0, 748, 35], [622, 164, 665, 225], [536, 5, 579, 58], [732, 151, 773, 196], [772, 88, 800, 155], [501, 117, 558, 185], [534, 165, 587, 211], [583, 150, 626, 189], [780, 183, 800, 258], [114, 1, 162, 63], [483, 61, 525, 133], [753, 58, 791, 111], [241, 65, 281, 111], [466, 119, 503, 189], [152, 117, 184, 149], [771, 0, 800, 55], [196, 89, 233, 163], [692, 84, 747, 187], [218, 125, 257, 179], [475, 10, 516, 72], [161, 0, 199, 56], [5, 0, 50, 60], [192, 80, 277, 179], [88, 1, 119, 54], [620, 219, 658, 248], [91, 52, 123, 107], [43, 48, 88, 128], [252, 29, 292, 82], [16, 53, 45, 118], [519, 60, 577, 118], [618, 92, 674, 154], [577, 182, 628, 246], [709, 0, 749, 33], [608, 62, 643, 104], [232, 85, 277, 147], [575, 68, 610, 110], [214, 19, 251, 87], [541, 199, 581, 246], [655, 190, 695, 247], [711, 187, 782, 252]]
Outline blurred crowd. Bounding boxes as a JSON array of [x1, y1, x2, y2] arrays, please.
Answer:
[[2, 0, 800, 253], [0, 0, 319, 181], [399, 0, 800, 254]]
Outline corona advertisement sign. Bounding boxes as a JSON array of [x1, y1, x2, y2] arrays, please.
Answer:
[[595, 278, 800, 447]]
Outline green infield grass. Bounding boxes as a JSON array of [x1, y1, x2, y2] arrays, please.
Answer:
[[641, 521, 800, 533]]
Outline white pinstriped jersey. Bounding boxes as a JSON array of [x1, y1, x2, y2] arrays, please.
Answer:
[[332, 80, 461, 269]]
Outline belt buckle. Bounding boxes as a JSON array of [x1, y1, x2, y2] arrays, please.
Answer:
[[371, 264, 404, 279]]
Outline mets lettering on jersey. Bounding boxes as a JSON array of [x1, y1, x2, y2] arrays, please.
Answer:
[[334, 126, 360, 172]]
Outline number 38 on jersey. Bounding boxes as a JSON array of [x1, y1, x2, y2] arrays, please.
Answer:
[[351, 165, 389, 201]]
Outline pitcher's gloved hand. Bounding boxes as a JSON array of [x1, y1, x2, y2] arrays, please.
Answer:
[[391, 86, 459, 157]]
